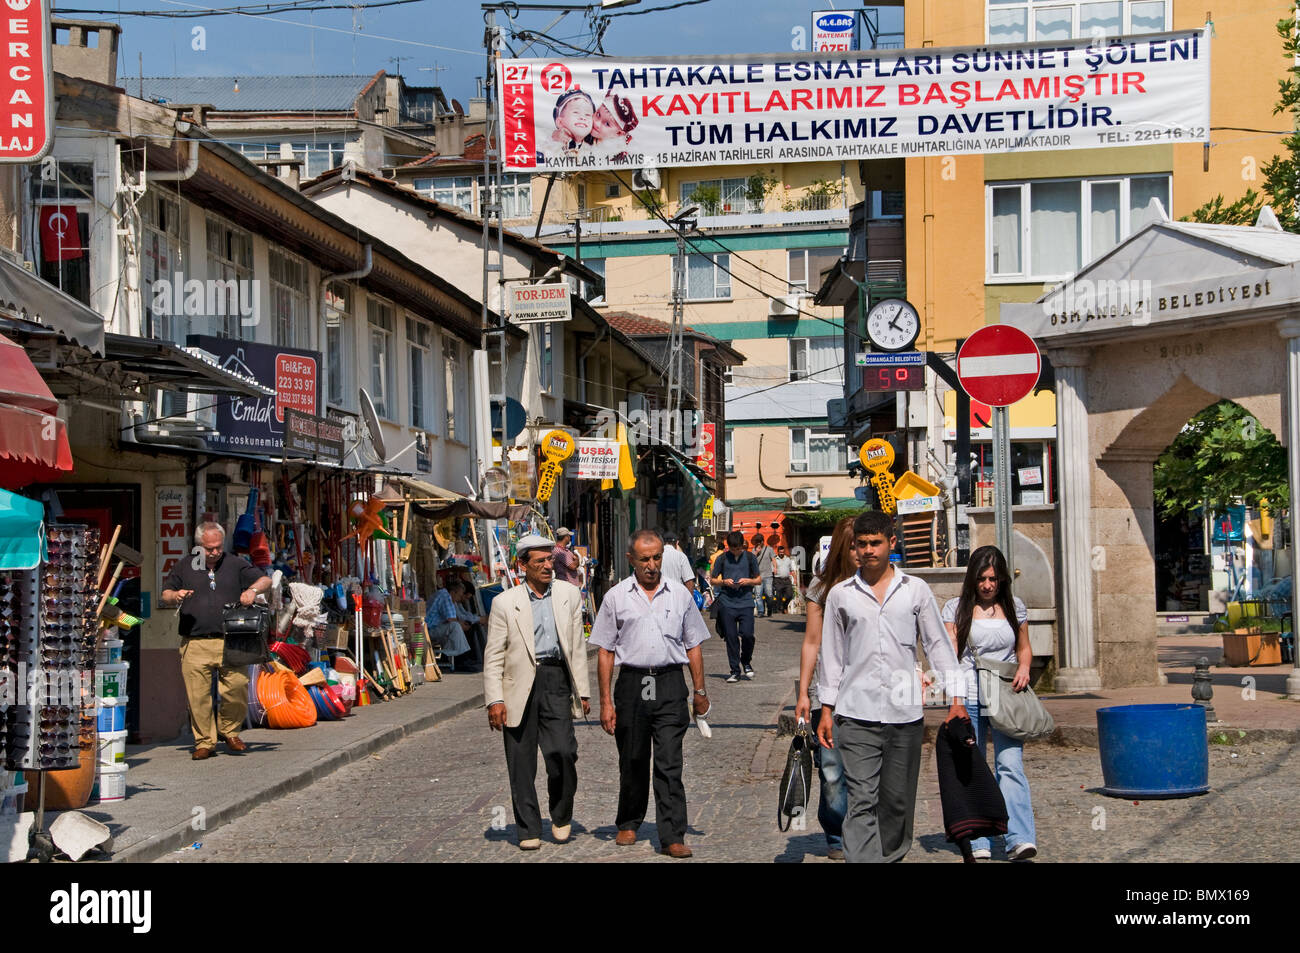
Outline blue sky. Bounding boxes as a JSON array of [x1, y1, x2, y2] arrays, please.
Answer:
[[56, 0, 902, 107]]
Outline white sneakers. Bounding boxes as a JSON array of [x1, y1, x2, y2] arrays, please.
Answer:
[[1009, 843, 1038, 861], [970, 847, 992, 860]]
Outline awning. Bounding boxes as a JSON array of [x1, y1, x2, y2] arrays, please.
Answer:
[[0, 254, 105, 355], [731, 510, 787, 538], [0, 487, 46, 569], [391, 475, 466, 501], [409, 498, 534, 522], [0, 333, 73, 488]]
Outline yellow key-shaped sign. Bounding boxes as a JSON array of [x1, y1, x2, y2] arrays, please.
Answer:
[[541, 429, 575, 464], [872, 472, 897, 515], [859, 438, 894, 473]]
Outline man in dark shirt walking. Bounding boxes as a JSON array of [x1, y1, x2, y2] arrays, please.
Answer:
[[710, 531, 761, 683], [161, 521, 270, 760]]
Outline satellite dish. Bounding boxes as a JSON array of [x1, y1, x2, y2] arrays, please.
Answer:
[[358, 388, 388, 463], [633, 167, 661, 191]]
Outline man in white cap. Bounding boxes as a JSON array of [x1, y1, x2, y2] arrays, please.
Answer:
[[551, 527, 582, 586], [483, 534, 590, 850]]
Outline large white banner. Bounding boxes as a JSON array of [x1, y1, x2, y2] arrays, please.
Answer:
[[499, 30, 1209, 172]]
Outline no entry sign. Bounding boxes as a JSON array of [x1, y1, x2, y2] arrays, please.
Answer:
[[956, 325, 1041, 407]]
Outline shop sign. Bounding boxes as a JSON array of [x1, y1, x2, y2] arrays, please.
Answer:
[[509, 283, 572, 324], [567, 437, 619, 479], [536, 429, 575, 502], [0, 0, 54, 163], [896, 494, 941, 514], [508, 446, 533, 499], [812, 10, 857, 52], [696, 422, 716, 479], [189, 335, 320, 456], [498, 31, 1209, 173], [156, 485, 192, 594], [282, 409, 344, 463], [1017, 466, 1042, 486]]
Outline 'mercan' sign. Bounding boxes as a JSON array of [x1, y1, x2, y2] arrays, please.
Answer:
[[0, 0, 53, 162]]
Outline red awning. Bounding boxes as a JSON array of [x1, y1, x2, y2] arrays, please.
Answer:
[[734, 510, 786, 541], [0, 333, 73, 488]]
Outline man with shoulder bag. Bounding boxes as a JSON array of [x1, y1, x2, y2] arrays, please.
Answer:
[[160, 521, 271, 761]]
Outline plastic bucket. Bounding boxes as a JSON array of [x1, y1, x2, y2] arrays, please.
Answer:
[[97, 730, 127, 766], [95, 695, 128, 733], [1097, 703, 1209, 798], [95, 662, 128, 699], [96, 763, 127, 803], [0, 783, 26, 814], [95, 639, 124, 665]]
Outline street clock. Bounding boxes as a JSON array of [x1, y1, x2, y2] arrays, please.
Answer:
[[865, 298, 921, 352]]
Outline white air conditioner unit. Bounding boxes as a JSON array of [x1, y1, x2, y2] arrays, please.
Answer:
[[632, 167, 662, 191], [790, 486, 821, 509], [768, 293, 801, 318], [710, 505, 732, 534]]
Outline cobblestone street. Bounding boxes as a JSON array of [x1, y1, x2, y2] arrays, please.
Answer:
[[160, 615, 1300, 863]]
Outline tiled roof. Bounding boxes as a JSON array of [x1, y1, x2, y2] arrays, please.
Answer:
[[139, 74, 379, 112], [604, 311, 699, 337], [397, 149, 440, 168]]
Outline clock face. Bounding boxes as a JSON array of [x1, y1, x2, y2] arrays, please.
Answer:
[[866, 299, 920, 352]]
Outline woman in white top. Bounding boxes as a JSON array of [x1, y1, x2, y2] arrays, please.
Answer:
[[941, 545, 1037, 862]]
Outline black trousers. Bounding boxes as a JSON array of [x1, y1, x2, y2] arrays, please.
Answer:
[[502, 664, 578, 840], [614, 667, 690, 846], [716, 604, 755, 675]]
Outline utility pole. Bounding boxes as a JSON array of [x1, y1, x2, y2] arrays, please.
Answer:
[[666, 204, 698, 449]]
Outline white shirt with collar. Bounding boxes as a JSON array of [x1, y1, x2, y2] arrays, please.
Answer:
[[589, 574, 710, 668], [817, 568, 965, 724]]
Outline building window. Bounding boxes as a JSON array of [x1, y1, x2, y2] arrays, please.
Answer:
[[539, 324, 554, 392], [568, 257, 605, 305], [142, 188, 187, 343], [679, 176, 757, 215], [987, 0, 1167, 43], [605, 183, 620, 199], [788, 337, 843, 383], [724, 428, 735, 475], [477, 173, 532, 218], [324, 282, 352, 409], [367, 299, 396, 420], [790, 428, 848, 474], [869, 190, 905, 219], [407, 317, 433, 430], [414, 175, 475, 213], [987, 174, 1170, 280], [205, 215, 253, 338], [788, 247, 843, 292], [443, 335, 464, 441], [269, 248, 310, 348], [290, 141, 346, 179], [31, 160, 93, 306], [672, 253, 730, 300]]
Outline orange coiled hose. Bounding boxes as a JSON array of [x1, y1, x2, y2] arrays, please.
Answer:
[[257, 669, 318, 729]]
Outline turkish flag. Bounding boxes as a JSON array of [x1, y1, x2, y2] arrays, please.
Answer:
[[39, 206, 83, 262]]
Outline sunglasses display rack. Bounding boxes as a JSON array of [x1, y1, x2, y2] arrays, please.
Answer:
[[1, 524, 101, 773]]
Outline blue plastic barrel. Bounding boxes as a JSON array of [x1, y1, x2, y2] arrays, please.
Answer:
[[1096, 704, 1209, 798]]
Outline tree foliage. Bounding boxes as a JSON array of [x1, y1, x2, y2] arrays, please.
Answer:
[[1184, 15, 1300, 230], [1152, 401, 1289, 517]]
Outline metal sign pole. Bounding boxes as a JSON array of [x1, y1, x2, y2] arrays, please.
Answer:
[[992, 404, 1014, 582]]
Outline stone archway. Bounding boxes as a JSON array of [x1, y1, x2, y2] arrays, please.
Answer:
[[1001, 215, 1300, 694]]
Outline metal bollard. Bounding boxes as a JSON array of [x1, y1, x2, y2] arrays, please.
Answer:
[[1191, 656, 1216, 722]]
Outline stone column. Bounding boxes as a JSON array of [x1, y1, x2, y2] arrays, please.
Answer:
[[1050, 347, 1102, 691], [1281, 319, 1300, 699]]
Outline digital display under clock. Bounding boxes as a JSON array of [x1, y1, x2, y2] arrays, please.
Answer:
[[862, 365, 927, 392]]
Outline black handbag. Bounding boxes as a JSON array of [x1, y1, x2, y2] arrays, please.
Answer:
[[221, 602, 272, 667], [777, 723, 815, 832]]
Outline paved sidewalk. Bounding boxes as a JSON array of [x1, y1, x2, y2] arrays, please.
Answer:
[[36, 619, 1299, 864], [64, 668, 491, 863]]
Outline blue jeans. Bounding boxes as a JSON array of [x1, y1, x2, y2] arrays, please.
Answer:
[[969, 702, 1036, 853], [811, 708, 847, 850]]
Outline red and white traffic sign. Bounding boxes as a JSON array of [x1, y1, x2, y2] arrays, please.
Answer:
[[956, 325, 1041, 407]]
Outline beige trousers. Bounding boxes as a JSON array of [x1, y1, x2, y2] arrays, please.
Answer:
[[180, 636, 249, 748]]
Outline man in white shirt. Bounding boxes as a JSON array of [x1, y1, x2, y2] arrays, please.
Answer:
[[661, 533, 696, 593], [817, 510, 968, 863]]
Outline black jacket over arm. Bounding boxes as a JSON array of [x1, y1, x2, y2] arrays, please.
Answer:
[[935, 718, 1009, 843]]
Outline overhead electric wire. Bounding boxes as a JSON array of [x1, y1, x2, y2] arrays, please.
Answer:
[[605, 0, 714, 16]]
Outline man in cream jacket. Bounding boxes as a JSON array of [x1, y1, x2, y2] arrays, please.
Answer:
[[484, 534, 591, 850]]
